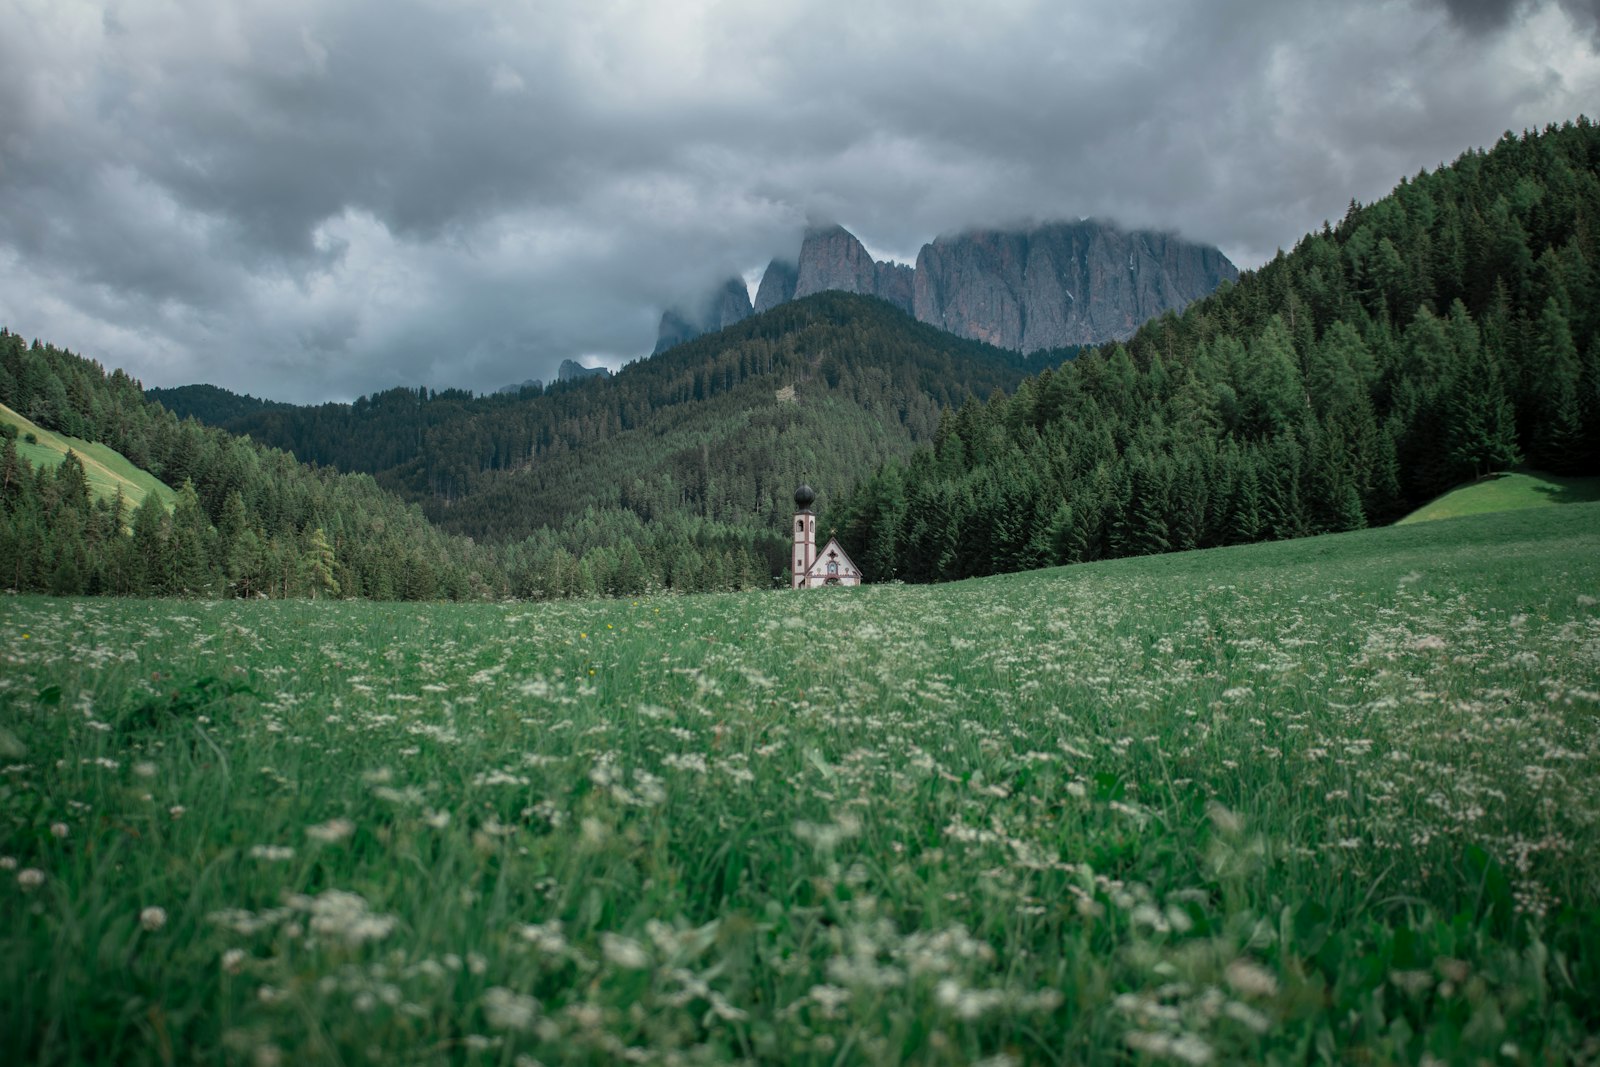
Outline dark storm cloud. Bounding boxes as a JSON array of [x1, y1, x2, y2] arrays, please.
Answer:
[[0, 0, 1595, 402], [1431, 0, 1599, 34]]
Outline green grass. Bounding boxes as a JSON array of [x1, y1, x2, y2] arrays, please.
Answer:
[[3, 505, 1599, 1065], [1, 402, 176, 513], [1396, 468, 1600, 524]]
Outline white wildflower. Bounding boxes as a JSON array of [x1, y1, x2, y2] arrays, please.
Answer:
[[1223, 1000, 1270, 1033], [481, 987, 540, 1032], [808, 984, 852, 1018], [140, 906, 168, 932], [221, 948, 247, 974], [292, 889, 396, 945], [793, 811, 862, 855], [1206, 801, 1242, 834], [1126, 1030, 1213, 1065], [1225, 958, 1279, 998], [971, 1055, 1020, 1067], [50, 822, 69, 838], [600, 933, 650, 970], [579, 817, 609, 848], [248, 845, 296, 862], [17, 867, 45, 889], [306, 818, 355, 844], [517, 920, 567, 955]]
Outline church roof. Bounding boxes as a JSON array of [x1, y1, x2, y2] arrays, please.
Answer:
[[803, 537, 860, 579]]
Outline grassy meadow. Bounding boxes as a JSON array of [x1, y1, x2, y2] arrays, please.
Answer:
[[3, 504, 1599, 1065]]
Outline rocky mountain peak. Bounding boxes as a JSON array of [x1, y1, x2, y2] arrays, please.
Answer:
[[557, 359, 610, 383], [653, 219, 1235, 356], [753, 258, 798, 313], [793, 224, 880, 300]]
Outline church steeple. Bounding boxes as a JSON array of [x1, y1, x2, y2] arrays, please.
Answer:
[[791, 484, 816, 589]]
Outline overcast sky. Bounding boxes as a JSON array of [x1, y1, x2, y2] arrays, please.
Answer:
[[2, 0, 1597, 403]]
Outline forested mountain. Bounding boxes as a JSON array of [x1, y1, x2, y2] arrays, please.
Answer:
[[828, 119, 1600, 582], [22, 294, 1048, 599], [1, 332, 504, 599], [155, 294, 1047, 546], [144, 383, 290, 426]]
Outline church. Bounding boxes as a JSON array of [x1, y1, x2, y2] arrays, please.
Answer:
[[790, 484, 862, 588]]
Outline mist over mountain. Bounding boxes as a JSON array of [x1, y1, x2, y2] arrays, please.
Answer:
[[653, 278, 755, 355], [753, 259, 799, 313]]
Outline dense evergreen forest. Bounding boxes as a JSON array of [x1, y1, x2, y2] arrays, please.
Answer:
[[151, 296, 1042, 539], [828, 119, 1600, 582]]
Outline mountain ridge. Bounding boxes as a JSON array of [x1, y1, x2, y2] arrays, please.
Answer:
[[656, 218, 1235, 355]]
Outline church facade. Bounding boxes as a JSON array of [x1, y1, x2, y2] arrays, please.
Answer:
[[791, 484, 862, 588]]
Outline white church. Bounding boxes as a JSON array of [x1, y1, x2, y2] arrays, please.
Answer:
[[790, 484, 862, 588]]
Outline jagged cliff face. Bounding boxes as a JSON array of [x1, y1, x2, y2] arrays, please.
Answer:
[[790, 225, 916, 314], [914, 222, 1239, 350], [793, 225, 880, 299], [753, 258, 797, 313], [654, 220, 1235, 356], [874, 261, 915, 315], [707, 277, 755, 331]]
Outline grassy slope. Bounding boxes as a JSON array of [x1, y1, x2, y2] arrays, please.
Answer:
[[1, 402, 176, 512], [2, 505, 1598, 1065], [1396, 468, 1600, 524]]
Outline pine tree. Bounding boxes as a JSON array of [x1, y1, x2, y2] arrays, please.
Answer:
[[303, 527, 341, 599], [170, 480, 216, 597], [1529, 297, 1585, 471], [130, 494, 170, 596], [1441, 301, 1521, 479]]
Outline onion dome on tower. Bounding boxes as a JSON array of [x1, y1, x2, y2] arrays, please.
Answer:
[[794, 484, 816, 511]]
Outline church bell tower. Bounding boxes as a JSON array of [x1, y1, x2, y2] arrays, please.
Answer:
[[792, 484, 816, 589]]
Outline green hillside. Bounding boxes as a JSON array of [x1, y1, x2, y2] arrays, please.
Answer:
[[2, 331, 506, 599], [1397, 468, 1600, 524], [833, 119, 1600, 583], [158, 293, 1043, 544], [5, 503, 1598, 1063], [1, 401, 175, 513]]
